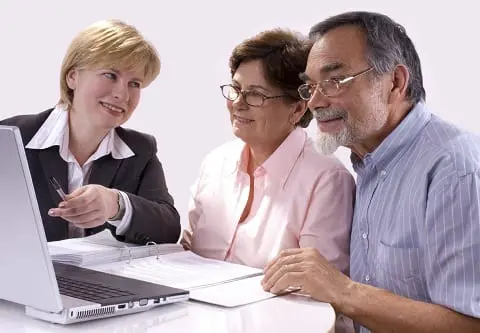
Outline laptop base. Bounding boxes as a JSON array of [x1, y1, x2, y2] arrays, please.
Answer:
[[25, 296, 187, 324]]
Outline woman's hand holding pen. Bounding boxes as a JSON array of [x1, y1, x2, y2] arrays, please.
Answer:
[[48, 184, 119, 228]]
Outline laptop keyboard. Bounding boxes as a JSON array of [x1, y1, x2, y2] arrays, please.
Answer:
[[56, 275, 135, 302]]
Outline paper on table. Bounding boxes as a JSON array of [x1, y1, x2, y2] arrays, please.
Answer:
[[48, 230, 135, 253], [189, 275, 276, 307], [48, 230, 183, 266], [90, 251, 263, 290], [48, 231, 121, 255], [80, 229, 139, 247]]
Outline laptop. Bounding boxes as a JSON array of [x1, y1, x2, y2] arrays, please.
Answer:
[[0, 125, 189, 324]]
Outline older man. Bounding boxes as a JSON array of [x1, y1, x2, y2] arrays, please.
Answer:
[[262, 11, 480, 333]]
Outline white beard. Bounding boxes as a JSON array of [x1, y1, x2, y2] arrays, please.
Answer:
[[315, 127, 351, 155], [313, 102, 389, 155]]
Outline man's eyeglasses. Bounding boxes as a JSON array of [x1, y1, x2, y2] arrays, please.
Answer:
[[220, 84, 288, 107], [298, 67, 374, 100]]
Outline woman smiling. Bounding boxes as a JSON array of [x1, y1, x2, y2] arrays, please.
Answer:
[[0, 20, 180, 244], [182, 29, 355, 273]]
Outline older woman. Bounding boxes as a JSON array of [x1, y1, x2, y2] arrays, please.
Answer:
[[182, 29, 355, 274], [0, 20, 180, 244]]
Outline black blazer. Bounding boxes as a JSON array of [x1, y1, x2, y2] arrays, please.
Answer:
[[0, 109, 181, 244]]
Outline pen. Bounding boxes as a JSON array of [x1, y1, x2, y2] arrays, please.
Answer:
[[48, 176, 67, 201]]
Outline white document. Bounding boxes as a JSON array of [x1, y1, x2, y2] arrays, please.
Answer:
[[77, 229, 138, 247], [189, 275, 276, 307], [48, 230, 183, 266], [90, 251, 263, 290]]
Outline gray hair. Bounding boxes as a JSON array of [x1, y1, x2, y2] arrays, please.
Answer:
[[309, 11, 426, 104]]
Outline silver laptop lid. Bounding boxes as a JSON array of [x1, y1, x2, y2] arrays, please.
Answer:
[[0, 125, 63, 312]]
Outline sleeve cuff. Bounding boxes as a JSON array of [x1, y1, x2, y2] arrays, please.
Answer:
[[106, 191, 132, 235]]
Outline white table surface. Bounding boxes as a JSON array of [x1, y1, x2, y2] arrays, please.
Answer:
[[0, 294, 335, 333]]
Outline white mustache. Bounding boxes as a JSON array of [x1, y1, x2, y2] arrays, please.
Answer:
[[313, 108, 347, 122]]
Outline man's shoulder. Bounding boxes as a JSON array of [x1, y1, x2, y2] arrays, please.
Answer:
[[420, 115, 480, 176]]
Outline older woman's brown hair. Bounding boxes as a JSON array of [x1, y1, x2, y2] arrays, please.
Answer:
[[229, 29, 313, 128]]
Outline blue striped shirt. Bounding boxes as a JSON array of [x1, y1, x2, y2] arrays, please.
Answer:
[[350, 103, 480, 333]]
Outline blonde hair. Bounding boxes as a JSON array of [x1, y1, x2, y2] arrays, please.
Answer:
[[59, 19, 161, 110]]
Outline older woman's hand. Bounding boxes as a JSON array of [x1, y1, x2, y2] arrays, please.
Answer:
[[48, 184, 119, 228], [180, 230, 193, 250]]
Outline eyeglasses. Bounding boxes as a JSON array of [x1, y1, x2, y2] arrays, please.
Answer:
[[220, 84, 288, 107], [298, 67, 374, 100]]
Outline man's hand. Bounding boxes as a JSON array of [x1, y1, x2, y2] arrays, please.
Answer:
[[48, 184, 119, 228], [262, 248, 353, 309]]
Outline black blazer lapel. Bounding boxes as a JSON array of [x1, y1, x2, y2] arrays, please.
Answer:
[[89, 155, 122, 188]]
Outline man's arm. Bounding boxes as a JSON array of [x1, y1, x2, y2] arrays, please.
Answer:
[[263, 170, 480, 332], [346, 169, 480, 332], [341, 279, 480, 333], [262, 248, 480, 333]]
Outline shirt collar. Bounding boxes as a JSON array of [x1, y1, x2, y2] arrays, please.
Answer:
[[352, 102, 431, 174], [26, 105, 135, 162], [236, 127, 307, 187]]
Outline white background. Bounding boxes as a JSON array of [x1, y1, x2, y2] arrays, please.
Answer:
[[1, 0, 478, 228]]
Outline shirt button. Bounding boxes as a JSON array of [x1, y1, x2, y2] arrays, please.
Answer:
[[362, 233, 368, 239], [380, 170, 387, 177], [365, 274, 370, 282]]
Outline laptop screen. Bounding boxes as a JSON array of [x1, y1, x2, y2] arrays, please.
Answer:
[[0, 125, 63, 312]]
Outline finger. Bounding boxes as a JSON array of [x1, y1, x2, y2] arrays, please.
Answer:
[[263, 253, 305, 283], [267, 271, 305, 295], [263, 255, 280, 273], [49, 205, 97, 218], [274, 286, 303, 296], [70, 218, 105, 229], [264, 248, 308, 272], [64, 186, 88, 201], [61, 191, 96, 209], [262, 262, 304, 291], [62, 210, 102, 224]]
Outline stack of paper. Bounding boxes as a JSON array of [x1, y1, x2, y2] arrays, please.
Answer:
[[48, 230, 183, 266]]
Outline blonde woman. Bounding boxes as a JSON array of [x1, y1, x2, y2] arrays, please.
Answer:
[[0, 20, 180, 244]]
